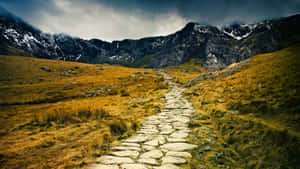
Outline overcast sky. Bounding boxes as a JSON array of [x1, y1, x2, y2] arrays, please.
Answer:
[[0, 0, 299, 41]]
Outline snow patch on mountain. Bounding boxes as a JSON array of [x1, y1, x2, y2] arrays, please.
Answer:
[[222, 24, 257, 40], [223, 30, 251, 40], [75, 54, 81, 61], [4, 28, 21, 44], [22, 34, 40, 44]]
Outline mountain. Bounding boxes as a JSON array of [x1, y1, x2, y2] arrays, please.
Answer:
[[1, 7, 300, 69]]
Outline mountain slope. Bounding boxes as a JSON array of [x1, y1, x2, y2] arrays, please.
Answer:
[[167, 45, 300, 168], [0, 7, 300, 69], [0, 54, 168, 169]]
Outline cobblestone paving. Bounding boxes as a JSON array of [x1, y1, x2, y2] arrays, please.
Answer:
[[89, 73, 197, 169]]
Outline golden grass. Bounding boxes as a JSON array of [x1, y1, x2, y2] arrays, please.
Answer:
[[164, 58, 207, 84], [0, 55, 168, 169], [169, 45, 300, 168], [0, 55, 163, 105]]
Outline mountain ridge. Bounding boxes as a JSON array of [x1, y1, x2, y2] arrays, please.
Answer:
[[1, 7, 300, 69]]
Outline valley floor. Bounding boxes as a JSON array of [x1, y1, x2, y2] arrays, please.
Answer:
[[0, 45, 300, 169], [0, 56, 168, 169], [89, 72, 198, 169]]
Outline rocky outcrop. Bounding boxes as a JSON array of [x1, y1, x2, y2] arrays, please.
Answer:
[[184, 72, 216, 87]]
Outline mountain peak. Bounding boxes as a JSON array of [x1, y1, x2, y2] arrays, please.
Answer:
[[180, 22, 217, 35], [1, 8, 300, 69]]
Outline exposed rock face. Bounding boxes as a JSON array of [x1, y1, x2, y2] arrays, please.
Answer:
[[1, 7, 300, 69]]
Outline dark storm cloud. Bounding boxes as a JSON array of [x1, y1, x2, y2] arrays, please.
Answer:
[[0, 0, 62, 19], [0, 0, 299, 41], [93, 0, 300, 24], [2, 0, 299, 24]]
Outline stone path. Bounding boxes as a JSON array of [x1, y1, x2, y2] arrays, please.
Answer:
[[89, 72, 197, 169]]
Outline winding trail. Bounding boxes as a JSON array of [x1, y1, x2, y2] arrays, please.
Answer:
[[89, 72, 197, 169]]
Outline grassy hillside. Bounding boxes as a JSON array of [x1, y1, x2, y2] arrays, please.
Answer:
[[0, 41, 32, 57], [168, 45, 300, 168], [0, 55, 168, 169], [164, 58, 207, 84]]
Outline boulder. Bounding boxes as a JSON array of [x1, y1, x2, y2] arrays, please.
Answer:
[[40, 66, 51, 72], [184, 72, 216, 87]]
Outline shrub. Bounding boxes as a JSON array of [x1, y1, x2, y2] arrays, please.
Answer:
[[120, 89, 130, 97], [32, 103, 111, 124]]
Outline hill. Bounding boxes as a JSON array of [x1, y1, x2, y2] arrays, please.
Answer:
[[0, 55, 168, 168], [167, 45, 300, 168]]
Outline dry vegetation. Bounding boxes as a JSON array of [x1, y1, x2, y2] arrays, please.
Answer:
[[0, 55, 168, 169], [164, 58, 207, 84], [1, 45, 299, 169], [168, 45, 300, 168]]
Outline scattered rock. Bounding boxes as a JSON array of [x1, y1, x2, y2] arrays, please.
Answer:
[[40, 66, 51, 72], [111, 150, 139, 158], [121, 164, 149, 169], [193, 83, 204, 92], [137, 158, 159, 165], [184, 72, 216, 87], [211, 152, 224, 161], [160, 128, 175, 135], [199, 114, 210, 120], [160, 143, 197, 152], [216, 59, 250, 80], [206, 138, 215, 144], [144, 138, 159, 146], [153, 164, 180, 169], [121, 142, 140, 147], [167, 137, 186, 143], [96, 156, 134, 164], [215, 164, 230, 168], [89, 164, 119, 169], [63, 71, 70, 77], [143, 145, 156, 151], [170, 131, 189, 138], [68, 70, 77, 74], [125, 135, 151, 143], [85, 91, 95, 97], [226, 110, 239, 115], [81, 87, 111, 97], [140, 149, 163, 159], [166, 151, 192, 158], [199, 145, 211, 153], [162, 156, 186, 164], [112, 146, 141, 151]]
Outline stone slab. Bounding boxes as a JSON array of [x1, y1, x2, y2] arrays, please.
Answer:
[[96, 155, 134, 165], [160, 143, 197, 151]]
